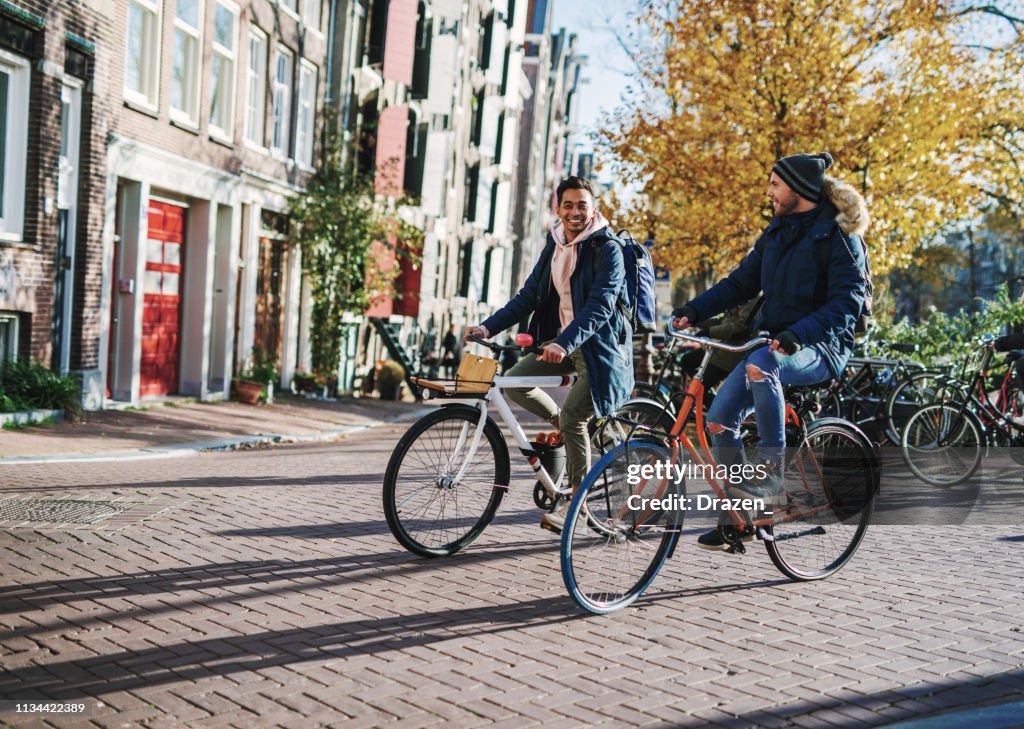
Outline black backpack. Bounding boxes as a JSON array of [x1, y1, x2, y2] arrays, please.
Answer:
[[813, 234, 873, 334]]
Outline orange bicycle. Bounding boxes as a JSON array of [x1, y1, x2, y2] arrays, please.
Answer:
[[560, 325, 879, 614]]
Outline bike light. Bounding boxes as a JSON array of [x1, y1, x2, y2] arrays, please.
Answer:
[[515, 333, 535, 348]]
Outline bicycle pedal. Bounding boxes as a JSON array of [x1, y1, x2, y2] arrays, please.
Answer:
[[755, 527, 775, 542]]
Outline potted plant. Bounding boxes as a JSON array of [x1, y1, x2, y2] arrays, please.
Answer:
[[233, 370, 264, 405], [376, 359, 405, 401], [293, 368, 318, 394], [234, 347, 279, 405]]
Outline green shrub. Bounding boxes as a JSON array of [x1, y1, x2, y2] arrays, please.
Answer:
[[869, 284, 1024, 369], [240, 345, 279, 384], [376, 360, 405, 387], [0, 360, 81, 418]]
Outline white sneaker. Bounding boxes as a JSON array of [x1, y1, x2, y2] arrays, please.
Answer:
[[540, 498, 570, 534]]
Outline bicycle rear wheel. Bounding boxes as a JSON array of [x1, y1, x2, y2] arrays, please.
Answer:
[[766, 418, 875, 581], [383, 406, 509, 557], [901, 402, 983, 487], [561, 438, 682, 614]]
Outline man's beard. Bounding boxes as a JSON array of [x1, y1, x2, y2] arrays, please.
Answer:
[[774, 196, 798, 215]]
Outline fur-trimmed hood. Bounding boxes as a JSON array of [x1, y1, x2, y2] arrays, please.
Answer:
[[822, 176, 869, 236]]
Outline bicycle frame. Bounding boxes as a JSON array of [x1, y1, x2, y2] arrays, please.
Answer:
[[934, 342, 1023, 445], [426, 373, 579, 500], [621, 331, 832, 538], [827, 355, 923, 428]]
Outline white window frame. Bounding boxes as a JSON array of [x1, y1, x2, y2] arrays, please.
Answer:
[[0, 50, 30, 242], [209, 0, 240, 142], [170, 0, 204, 126], [278, 0, 299, 20], [244, 27, 268, 149], [302, 0, 322, 30], [0, 312, 18, 363], [295, 60, 317, 168], [123, 0, 162, 110], [270, 46, 294, 160]]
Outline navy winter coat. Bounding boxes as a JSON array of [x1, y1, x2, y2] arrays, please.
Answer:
[[687, 200, 867, 379], [481, 227, 633, 417]]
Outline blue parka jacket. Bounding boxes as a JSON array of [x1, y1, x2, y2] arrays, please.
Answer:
[[481, 227, 633, 417], [686, 177, 870, 379]]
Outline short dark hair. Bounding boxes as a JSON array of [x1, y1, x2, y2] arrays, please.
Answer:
[[556, 176, 595, 205]]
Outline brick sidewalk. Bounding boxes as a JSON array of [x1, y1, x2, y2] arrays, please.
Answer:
[[1, 423, 1023, 728], [0, 394, 428, 461]]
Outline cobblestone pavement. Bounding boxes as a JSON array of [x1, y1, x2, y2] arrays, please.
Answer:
[[1, 418, 1023, 728]]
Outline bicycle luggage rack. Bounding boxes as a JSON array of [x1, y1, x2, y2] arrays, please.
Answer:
[[412, 354, 499, 398]]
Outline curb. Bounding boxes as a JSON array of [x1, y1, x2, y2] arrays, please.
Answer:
[[0, 407, 433, 466]]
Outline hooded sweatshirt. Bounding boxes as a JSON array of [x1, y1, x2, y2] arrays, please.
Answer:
[[550, 211, 610, 331]]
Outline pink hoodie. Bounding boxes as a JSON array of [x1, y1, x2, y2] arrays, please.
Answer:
[[476, 212, 609, 351], [550, 211, 610, 332]]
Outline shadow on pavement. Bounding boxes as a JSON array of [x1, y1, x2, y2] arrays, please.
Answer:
[[213, 506, 537, 539], [659, 670, 1024, 729], [0, 576, 784, 701]]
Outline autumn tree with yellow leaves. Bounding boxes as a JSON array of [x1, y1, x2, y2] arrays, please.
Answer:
[[601, 0, 1024, 287]]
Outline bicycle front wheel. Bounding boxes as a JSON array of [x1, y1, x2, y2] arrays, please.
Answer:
[[883, 370, 957, 445], [383, 406, 509, 557], [561, 438, 682, 614], [590, 397, 677, 454], [766, 418, 875, 581], [901, 402, 983, 487]]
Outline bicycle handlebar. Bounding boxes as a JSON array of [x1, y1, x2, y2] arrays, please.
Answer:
[[666, 320, 772, 353], [879, 341, 919, 355], [466, 334, 544, 356]]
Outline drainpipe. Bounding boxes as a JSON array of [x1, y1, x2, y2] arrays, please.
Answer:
[[325, 0, 338, 104]]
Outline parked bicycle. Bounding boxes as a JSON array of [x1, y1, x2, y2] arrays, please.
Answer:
[[559, 325, 879, 614], [818, 341, 936, 444], [382, 334, 669, 557], [901, 334, 1024, 487]]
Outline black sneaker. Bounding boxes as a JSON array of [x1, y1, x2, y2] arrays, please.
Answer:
[[697, 528, 753, 551]]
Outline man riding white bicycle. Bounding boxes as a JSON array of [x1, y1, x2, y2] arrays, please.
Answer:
[[466, 176, 633, 534], [673, 152, 870, 551]]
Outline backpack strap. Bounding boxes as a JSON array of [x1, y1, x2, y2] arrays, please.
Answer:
[[812, 231, 869, 307], [589, 233, 631, 343]]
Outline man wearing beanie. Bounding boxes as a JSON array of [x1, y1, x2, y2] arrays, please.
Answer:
[[672, 152, 870, 551]]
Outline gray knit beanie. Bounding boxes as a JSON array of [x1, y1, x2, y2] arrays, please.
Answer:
[[772, 152, 834, 203]]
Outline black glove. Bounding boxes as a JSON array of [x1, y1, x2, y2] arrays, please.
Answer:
[[672, 305, 698, 323], [697, 329, 711, 338], [776, 330, 802, 355]]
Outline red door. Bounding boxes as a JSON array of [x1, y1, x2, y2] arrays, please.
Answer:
[[140, 201, 185, 397]]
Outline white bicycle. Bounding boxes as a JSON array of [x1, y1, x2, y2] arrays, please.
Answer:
[[382, 334, 669, 557]]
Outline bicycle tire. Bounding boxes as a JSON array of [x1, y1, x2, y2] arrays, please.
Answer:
[[766, 418, 875, 581], [632, 381, 671, 406], [883, 369, 960, 445], [561, 438, 682, 614], [818, 389, 845, 419], [901, 402, 984, 487], [590, 397, 677, 453], [383, 406, 509, 557]]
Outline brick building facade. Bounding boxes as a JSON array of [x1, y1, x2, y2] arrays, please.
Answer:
[[0, 0, 328, 408], [0, 1, 112, 390]]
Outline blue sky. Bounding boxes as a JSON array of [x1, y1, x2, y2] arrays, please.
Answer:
[[550, 0, 636, 157]]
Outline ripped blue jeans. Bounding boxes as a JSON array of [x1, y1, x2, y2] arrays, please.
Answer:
[[705, 345, 831, 468]]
